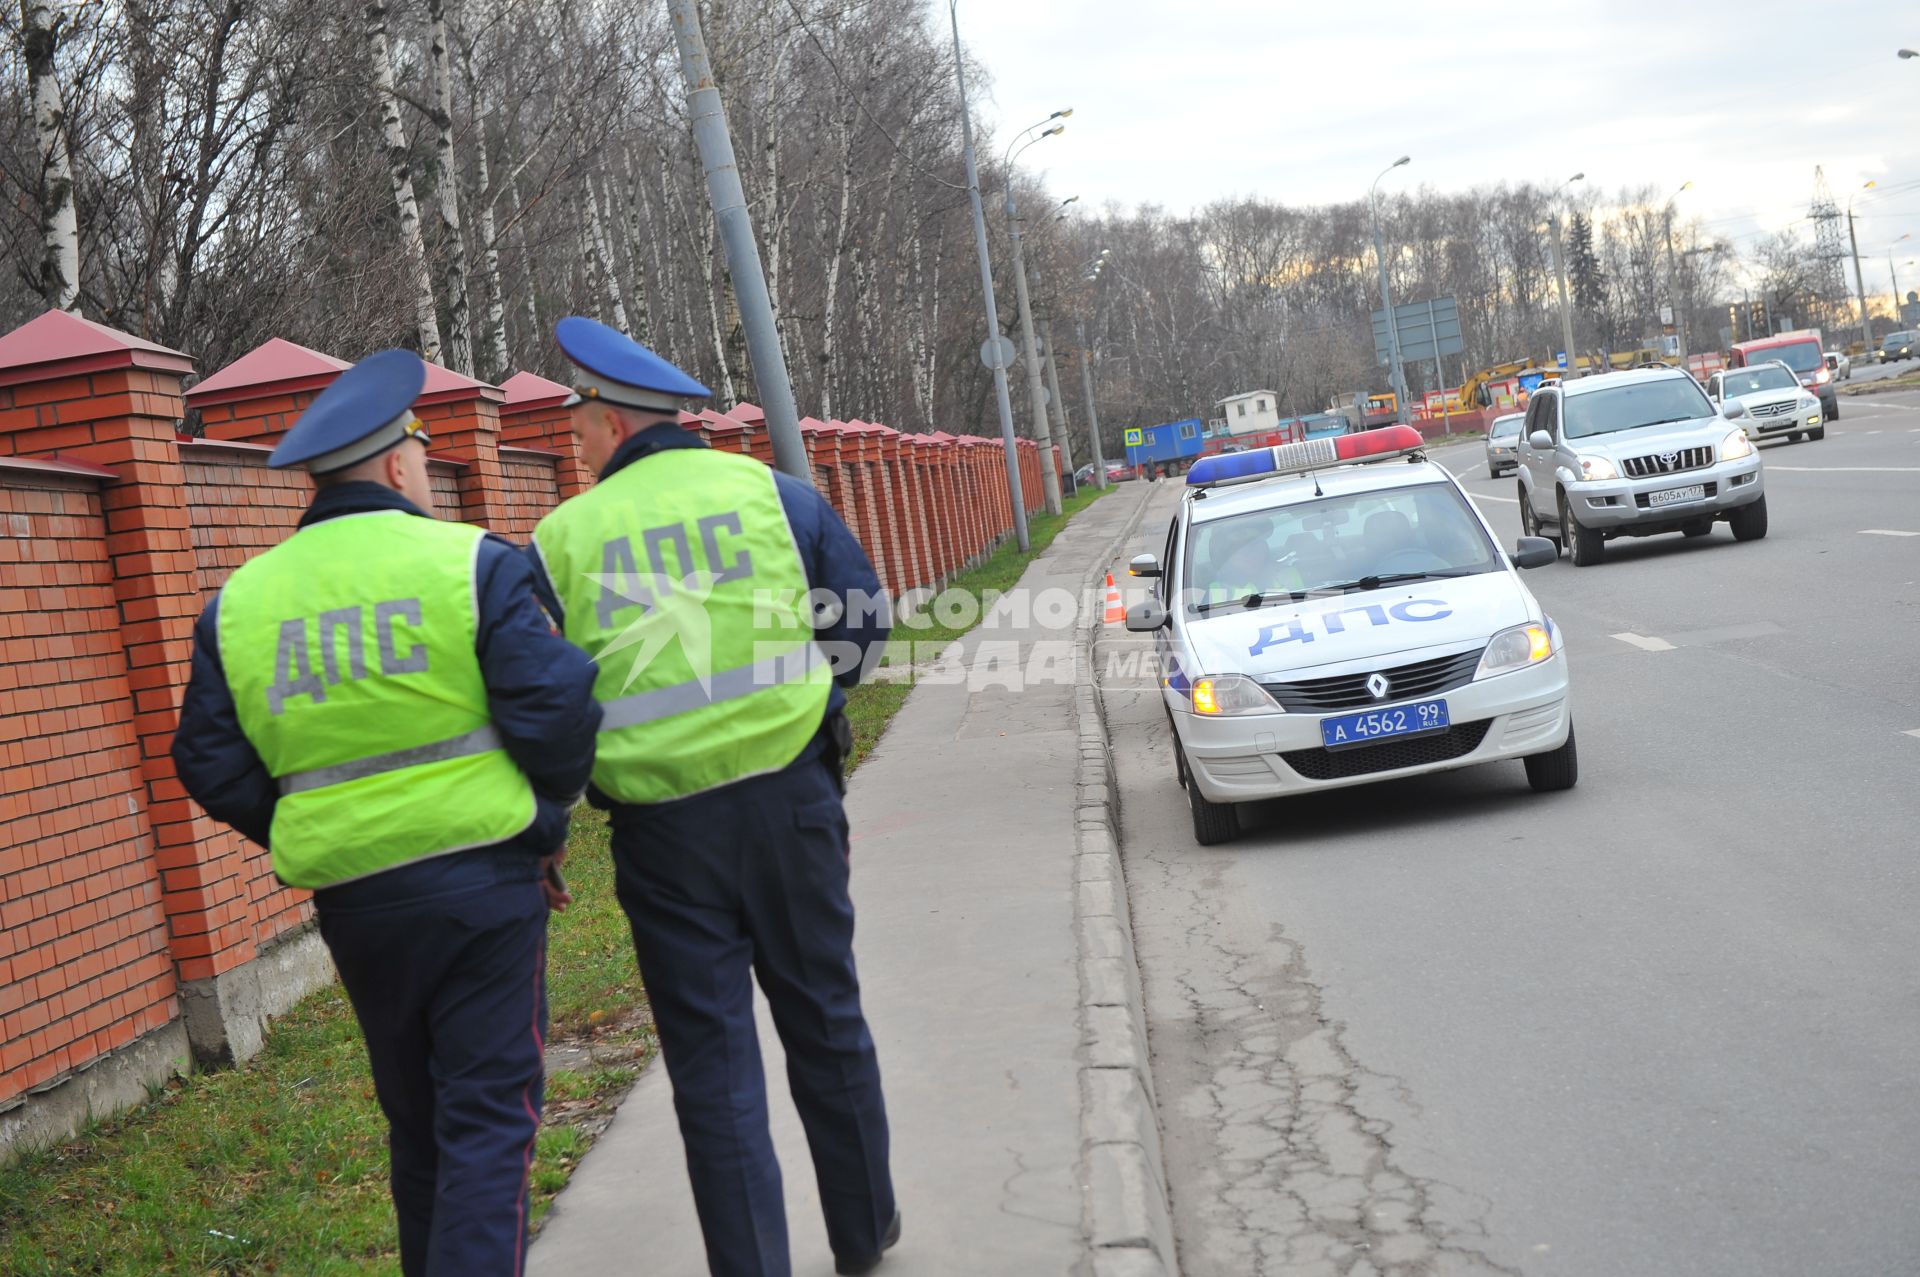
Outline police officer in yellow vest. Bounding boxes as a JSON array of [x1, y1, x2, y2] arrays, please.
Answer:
[[171, 349, 601, 1277], [527, 317, 899, 1276]]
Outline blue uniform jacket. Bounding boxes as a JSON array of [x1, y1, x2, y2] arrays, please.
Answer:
[[526, 423, 891, 749], [171, 482, 603, 880]]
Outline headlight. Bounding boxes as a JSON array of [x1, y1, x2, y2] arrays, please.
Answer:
[[1190, 672, 1280, 716], [1720, 428, 1754, 461], [1576, 454, 1618, 481], [1476, 621, 1556, 679], [1815, 368, 1831, 384]]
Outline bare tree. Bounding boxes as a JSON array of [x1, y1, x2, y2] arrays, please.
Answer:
[[19, 0, 79, 310], [365, 0, 442, 359]]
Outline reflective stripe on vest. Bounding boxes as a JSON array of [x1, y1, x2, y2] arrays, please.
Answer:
[[218, 512, 535, 888], [532, 448, 833, 805]]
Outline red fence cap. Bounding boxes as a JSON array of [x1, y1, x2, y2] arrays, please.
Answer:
[[499, 369, 572, 413], [186, 337, 348, 406], [0, 309, 194, 387]]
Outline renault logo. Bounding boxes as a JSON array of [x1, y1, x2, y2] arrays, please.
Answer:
[[1366, 673, 1391, 700]]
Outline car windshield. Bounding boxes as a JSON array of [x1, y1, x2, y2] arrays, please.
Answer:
[[1490, 415, 1523, 438], [1883, 333, 1912, 347], [1721, 366, 1797, 395], [1748, 340, 1822, 373], [1562, 377, 1714, 439], [1183, 481, 1498, 609]]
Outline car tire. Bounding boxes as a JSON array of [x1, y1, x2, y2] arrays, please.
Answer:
[[1728, 493, 1769, 542], [1826, 399, 1840, 421], [1682, 518, 1713, 538], [1182, 746, 1238, 845], [1521, 482, 1557, 550], [1809, 425, 1826, 441], [1524, 721, 1578, 793], [1561, 492, 1604, 566]]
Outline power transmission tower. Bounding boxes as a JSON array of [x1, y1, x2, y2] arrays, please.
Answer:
[[1809, 166, 1852, 332]]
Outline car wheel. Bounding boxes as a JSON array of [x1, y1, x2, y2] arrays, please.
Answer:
[[1524, 721, 1578, 793], [1809, 425, 1826, 441], [1561, 491, 1604, 566], [1728, 493, 1769, 542], [1682, 518, 1713, 538], [1521, 482, 1557, 550], [1826, 399, 1840, 421], [1182, 746, 1238, 845]]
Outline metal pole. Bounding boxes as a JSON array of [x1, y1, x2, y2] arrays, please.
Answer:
[[1369, 190, 1410, 424], [1548, 211, 1577, 376], [1005, 189, 1064, 514], [1424, 301, 1449, 435], [1037, 313, 1075, 481], [667, 0, 809, 483], [1075, 316, 1107, 488], [1849, 209, 1870, 355], [946, 1, 1028, 550], [1890, 253, 1903, 330], [1664, 209, 1688, 366]]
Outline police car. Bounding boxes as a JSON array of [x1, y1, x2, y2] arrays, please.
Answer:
[[1123, 426, 1576, 845]]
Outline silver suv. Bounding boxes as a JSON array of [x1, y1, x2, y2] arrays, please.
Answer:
[[1515, 367, 1767, 566]]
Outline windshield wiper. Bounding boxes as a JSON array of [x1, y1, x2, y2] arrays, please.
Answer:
[[1635, 417, 1695, 427], [1309, 569, 1477, 593], [1193, 590, 1306, 615]]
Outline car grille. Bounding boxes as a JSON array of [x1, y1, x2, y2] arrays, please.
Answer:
[[1633, 481, 1717, 509], [1260, 646, 1485, 713], [1281, 720, 1492, 781], [1747, 401, 1796, 419], [1620, 445, 1714, 477]]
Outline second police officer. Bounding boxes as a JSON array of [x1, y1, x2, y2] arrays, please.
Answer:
[[528, 317, 900, 1276], [171, 350, 601, 1277]]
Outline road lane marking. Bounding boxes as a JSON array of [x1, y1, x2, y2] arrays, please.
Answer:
[[1905, 729, 1920, 740], [1769, 466, 1920, 472], [1860, 529, 1920, 537], [1468, 492, 1519, 504], [1612, 632, 1675, 652]]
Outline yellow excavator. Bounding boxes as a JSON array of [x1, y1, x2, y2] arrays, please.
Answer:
[[1460, 348, 1666, 408]]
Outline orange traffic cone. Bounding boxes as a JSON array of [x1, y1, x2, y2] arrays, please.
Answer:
[[1103, 572, 1125, 624]]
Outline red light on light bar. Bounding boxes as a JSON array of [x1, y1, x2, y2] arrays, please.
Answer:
[[1332, 424, 1425, 461]]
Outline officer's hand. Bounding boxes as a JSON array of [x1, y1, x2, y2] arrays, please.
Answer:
[[539, 850, 573, 913]]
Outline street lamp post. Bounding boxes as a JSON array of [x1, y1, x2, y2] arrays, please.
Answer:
[[1004, 116, 1070, 515], [1847, 181, 1876, 355], [1368, 156, 1411, 423], [1663, 180, 1692, 367], [1890, 235, 1914, 329], [1077, 248, 1113, 489], [1547, 172, 1584, 376], [945, 0, 1028, 550]]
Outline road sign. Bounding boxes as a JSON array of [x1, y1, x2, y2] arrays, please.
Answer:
[[979, 335, 1018, 370], [1370, 296, 1463, 366], [1123, 427, 1143, 447]]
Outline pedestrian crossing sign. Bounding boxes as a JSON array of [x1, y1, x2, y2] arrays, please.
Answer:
[[1124, 427, 1143, 447]]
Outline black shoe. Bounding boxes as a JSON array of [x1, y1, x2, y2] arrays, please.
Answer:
[[834, 1211, 902, 1275]]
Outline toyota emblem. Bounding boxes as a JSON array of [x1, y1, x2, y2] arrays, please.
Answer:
[[1658, 450, 1679, 468], [1366, 673, 1391, 700]]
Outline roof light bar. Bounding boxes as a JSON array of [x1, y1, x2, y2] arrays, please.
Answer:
[[1186, 425, 1425, 488]]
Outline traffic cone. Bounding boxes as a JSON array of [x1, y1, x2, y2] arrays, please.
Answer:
[[1103, 572, 1125, 624]]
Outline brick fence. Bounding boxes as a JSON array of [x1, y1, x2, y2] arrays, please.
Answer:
[[0, 309, 1054, 1157]]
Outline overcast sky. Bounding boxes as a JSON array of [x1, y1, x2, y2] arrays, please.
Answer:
[[956, 0, 1920, 293]]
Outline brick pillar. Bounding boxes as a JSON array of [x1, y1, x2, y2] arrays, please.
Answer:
[[416, 364, 509, 531], [692, 412, 751, 458], [730, 404, 776, 466], [838, 422, 892, 592], [185, 338, 349, 447], [499, 370, 591, 499], [871, 427, 922, 594], [0, 310, 289, 1066]]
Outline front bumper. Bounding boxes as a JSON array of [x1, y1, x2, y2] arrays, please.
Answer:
[[1173, 651, 1571, 803], [1563, 454, 1763, 530], [1745, 406, 1823, 437], [1485, 444, 1516, 468]]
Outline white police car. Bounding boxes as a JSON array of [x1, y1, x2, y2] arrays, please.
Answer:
[[1124, 426, 1576, 845]]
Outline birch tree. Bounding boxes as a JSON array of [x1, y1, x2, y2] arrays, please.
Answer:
[[365, 0, 443, 360], [427, 0, 473, 373], [20, 0, 79, 310]]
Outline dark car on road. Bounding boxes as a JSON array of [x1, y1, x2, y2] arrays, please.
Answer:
[[1878, 331, 1915, 363]]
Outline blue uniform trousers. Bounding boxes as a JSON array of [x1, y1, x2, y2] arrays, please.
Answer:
[[609, 754, 894, 1276], [316, 850, 549, 1277]]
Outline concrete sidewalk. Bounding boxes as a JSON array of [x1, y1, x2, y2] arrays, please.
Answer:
[[528, 481, 1159, 1276]]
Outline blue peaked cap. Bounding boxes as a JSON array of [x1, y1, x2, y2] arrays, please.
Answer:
[[555, 315, 710, 412], [269, 348, 427, 472]]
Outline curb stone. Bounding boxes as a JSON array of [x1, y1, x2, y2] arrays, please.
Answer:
[[1071, 485, 1179, 1276]]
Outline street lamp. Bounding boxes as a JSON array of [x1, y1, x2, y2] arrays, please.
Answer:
[[1847, 180, 1876, 354], [1368, 156, 1411, 423], [945, 0, 1028, 549], [1003, 112, 1073, 514], [1545, 172, 1584, 377], [1076, 248, 1115, 488], [1662, 180, 1692, 366], [1890, 234, 1913, 329]]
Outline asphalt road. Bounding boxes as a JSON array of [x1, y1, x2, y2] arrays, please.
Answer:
[[1098, 404, 1920, 1276]]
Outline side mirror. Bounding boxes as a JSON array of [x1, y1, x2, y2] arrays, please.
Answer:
[[1720, 399, 1748, 420], [1124, 600, 1169, 632], [1512, 536, 1558, 569], [1528, 429, 1554, 450], [1127, 553, 1162, 578]]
